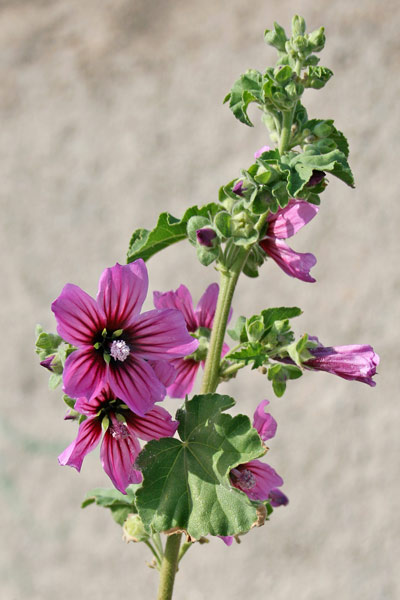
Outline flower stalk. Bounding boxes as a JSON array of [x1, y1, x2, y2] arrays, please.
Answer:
[[156, 533, 182, 600]]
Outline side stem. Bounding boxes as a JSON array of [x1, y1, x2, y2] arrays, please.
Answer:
[[156, 533, 182, 600]]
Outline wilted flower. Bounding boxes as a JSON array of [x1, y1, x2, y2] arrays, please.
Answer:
[[259, 199, 319, 282], [52, 261, 198, 415]]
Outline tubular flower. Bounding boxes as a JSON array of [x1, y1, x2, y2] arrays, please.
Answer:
[[259, 199, 319, 282], [303, 337, 380, 386], [51, 261, 198, 415], [229, 400, 287, 503], [153, 283, 231, 398], [59, 385, 179, 493]]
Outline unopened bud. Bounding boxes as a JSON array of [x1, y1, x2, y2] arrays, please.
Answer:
[[196, 228, 218, 248], [123, 514, 149, 543]]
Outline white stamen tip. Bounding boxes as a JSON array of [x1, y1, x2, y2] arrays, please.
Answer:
[[110, 340, 130, 362]]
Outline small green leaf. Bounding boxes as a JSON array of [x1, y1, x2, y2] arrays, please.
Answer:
[[127, 203, 219, 263], [288, 146, 354, 196], [82, 486, 139, 526], [227, 316, 247, 342], [261, 307, 302, 332], [136, 394, 265, 539], [225, 70, 263, 127]]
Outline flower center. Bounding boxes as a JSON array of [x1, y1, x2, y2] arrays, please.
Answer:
[[109, 420, 130, 440], [230, 467, 256, 490], [110, 340, 130, 362]]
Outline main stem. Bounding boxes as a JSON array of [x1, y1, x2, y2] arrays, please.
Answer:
[[156, 533, 182, 600], [201, 249, 249, 394], [156, 248, 248, 600]]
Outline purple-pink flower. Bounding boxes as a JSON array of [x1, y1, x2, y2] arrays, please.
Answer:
[[259, 199, 319, 282], [153, 283, 230, 398], [59, 385, 179, 493], [229, 400, 287, 504], [51, 261, 198, 415], [303, 337, 379, 386]]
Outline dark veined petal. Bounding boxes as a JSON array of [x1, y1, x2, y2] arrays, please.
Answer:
[[267, 199, 319, 240], [74, 385, 113, 416], [260, 237, 317, 283], [63, 347, 106, 400], [166, 358, 199, 399], [153, 284, 197, 332], [100, 426, 142, 494], [125, 405, 179, 441], [97, 261, 148, 330], [253, 400, 277, 442], [58, 418, 102, 471], [52, 283, 106, 346], [107, 356, 165, 416], [130, 309, 198, 360]]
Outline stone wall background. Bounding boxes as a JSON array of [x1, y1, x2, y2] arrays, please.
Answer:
[[1, 1, 399, 599]]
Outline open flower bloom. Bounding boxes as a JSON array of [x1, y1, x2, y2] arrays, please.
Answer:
[[153, 283, 231, 398], [52, 261, 198, 415], [259, 199, 319, 282], [59, 385, 179, 493], [302, 337, 380, 386], [229, 400, 287, 503]]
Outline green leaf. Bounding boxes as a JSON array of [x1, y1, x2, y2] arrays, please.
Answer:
[[288, 146, 354, 196], [35, 327, 63, 360], [306, 119, 349, 157], [227, 316, 247, 342], [228, 343, 267, 368], [136, 394, 265, 539], [127, 203, 219, 263], [82, 486, 139, 526], [225, 70, 263, 127], [304, 66, 333, 90], [268, 363, 302, 397], [261, 307, 302, 332]]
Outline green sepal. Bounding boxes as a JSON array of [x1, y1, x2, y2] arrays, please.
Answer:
[[304, 66, 333, 89], [127, 203, 219, 263], [227, 316, 247, 342], [267, 363, 303, 397], [63, 395, 76, 410], [82, 485, 139, 526], [135, 394, 265, 539], [48, 374, 62, 390], [224, 69, 263, 127], [285, 333, 313, 366], [196, 245, 219, 266]]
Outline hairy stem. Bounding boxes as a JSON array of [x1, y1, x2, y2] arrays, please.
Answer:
[[201, 249, 249, 394], [156, 534, 182, 600], [278, 110, 293, 155]]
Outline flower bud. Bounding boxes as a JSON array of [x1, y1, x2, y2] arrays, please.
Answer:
[[123, 514, 149, 543], [196, 228, 218, 248], [308, 27, 325, 52], [40, 355, 56, 372], [291, 15, 306, 37]]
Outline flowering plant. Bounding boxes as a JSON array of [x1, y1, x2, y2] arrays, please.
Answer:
[[36, 16, 379, 600]]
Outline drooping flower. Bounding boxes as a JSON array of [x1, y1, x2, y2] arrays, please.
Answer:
[[259, 199, 319, 282], [229, 400, 287, 503], [153, 283, 231, 398], [59, 385, 179, 493], [303, 337, 380, 386], [51, 261, 198, 415]]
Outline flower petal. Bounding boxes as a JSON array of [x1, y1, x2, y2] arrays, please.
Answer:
[[260, 237, 317, 283], [52, 283, 106, 346], [130, 309, 199, 360], [267, 199, 319, 239], [254, 145, 271, 158], [58, 418, 102, 471], [97, 261, 148, 330], [166, 358, 199, 398], [63, 347, 107, 400], [148, 360, 177, 388], [153, 285, 197, 332], [253, 400, 277, 442], [74, 385, 113, 416], [240, 460, 284, 501], [195, 283, 228, 329], [126, 405, 179, 441], [219, 536, 234, 546], [107, 356, 165, 416], [100, 428, 142, 493], [268, 488, 289, 507]]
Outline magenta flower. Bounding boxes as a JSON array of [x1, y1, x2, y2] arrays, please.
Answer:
[[229, 400, 287, 503], [303, 337, 380, 386], [51, 261, 198, 415], [259, 199, 319, 282], [59, 385, 179, 493], [153, 283, 230, 398]]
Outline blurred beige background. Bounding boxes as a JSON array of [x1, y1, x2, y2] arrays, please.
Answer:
[[1, 1, 399, 598]]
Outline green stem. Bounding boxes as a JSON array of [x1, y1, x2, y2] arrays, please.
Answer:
[[278, 110, 293, 155], [220, 361, 246, 380], [145, 540, 162, 569], [201, 249, 249, 394], [156, 534, 182, 600], [177, 541, 192, 563]]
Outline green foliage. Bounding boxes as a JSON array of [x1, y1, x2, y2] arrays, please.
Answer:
[[223, 70, 263, 126], [136, 394, 265, 539], [127, 203, 219, 263], [267, 363, 303, 397], [82, 485, 139, 526], [35, 325, 75, 389]]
